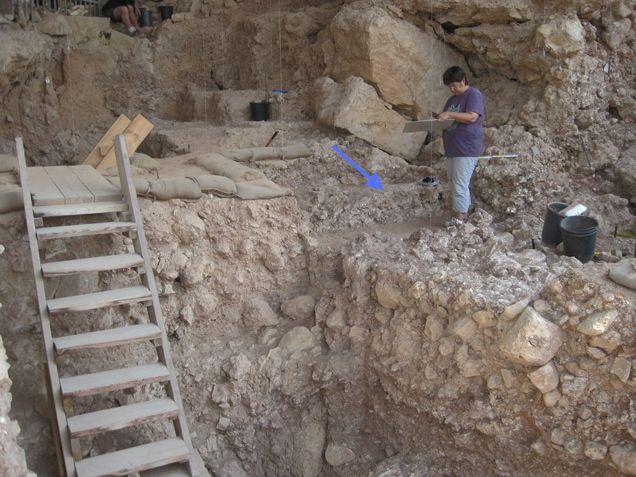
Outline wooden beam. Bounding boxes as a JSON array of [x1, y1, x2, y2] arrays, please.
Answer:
[[97, 115, 154, 171], [84, 115, 131, 168]]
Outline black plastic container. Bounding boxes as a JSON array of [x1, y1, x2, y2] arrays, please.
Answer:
[[560, 216, 599, 264], [139, 8, 152, 27], [250, 101, 270, 121], [159, 5, 173, 21], [541, 202, 568, 245]]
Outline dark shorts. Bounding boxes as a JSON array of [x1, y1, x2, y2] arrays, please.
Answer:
[[103, 8, 117, 21]]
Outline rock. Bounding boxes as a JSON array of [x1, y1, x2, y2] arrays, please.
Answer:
[[325, 308, 346, 329], [223, 354, 251, 381], [36, 13, 71, 36], [535, 16, 585, 58], [610, 444, 636, 475], [313, 76, 426, 160], [279, 327, 315, 354], [609, 259, 636, 290], [180, 254, 213, 287], [473, 310, 496, 328], [179, 305, 194, 325], [281, 295, 315, 321], [610, 357, 632, 383], [452, 317, 477, 342], [500, 368, 517, 388], [500, 307, 562, 366], [590, 331, 622, 353], [292, 418, 325, 477], [216, 459, 248, 477], [550, 427, 566, 446], [375, 279, 407, 309], [325, 443, 355, 466], [543, 389, 561, 407], [501, 296, 531, 321], [217, 416, 231, 431], [527, 361, 559, 393], [211, 384, 230, 405], [322, 3, 466, 114], [584, 441, 608, 460], [577, 310, 619, 336], [587, 346, 607, 360], [172, 211, 206, 244], [242, 295, 280, 329], [425, 316, 444, 341]]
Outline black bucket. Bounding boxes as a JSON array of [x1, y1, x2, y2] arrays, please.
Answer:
[[541, 202, 568, 245], [250, 101, 270, 121], [159, 5, 173, 21], [560, 216, 599, 263], [139, 9, 152, 27]]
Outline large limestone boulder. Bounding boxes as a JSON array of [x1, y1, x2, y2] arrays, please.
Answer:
[[535, 16, 586, 58], [314, 76, 426, 160], [500, 307, 562, 366], [322, 4, 466, 114]]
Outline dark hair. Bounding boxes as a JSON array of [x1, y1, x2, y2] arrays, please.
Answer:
[[443, 66, 468, 85]]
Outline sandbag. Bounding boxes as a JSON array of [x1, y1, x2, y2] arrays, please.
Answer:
[[0, 189, 23, 213], [132, 153, 160, 170], [106, 176, 152, 196], [236, 178, 292, 200], [224, 143, 312, 162], [609, 259, 636, 290], [195, 153, 265, 182], [0, 155, 18, 173], [148, 177, 202, 201], [188, 174, 237, 197]]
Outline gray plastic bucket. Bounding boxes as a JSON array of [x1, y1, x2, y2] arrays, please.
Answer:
[[560, 216, 599, 263]]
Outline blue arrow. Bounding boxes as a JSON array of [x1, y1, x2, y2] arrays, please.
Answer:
[[331, 145, 384, 191]]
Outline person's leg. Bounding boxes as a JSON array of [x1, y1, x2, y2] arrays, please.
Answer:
[[447, 156, 478, 220], [126, 5, 141, 30], [112, 5, 134, 30]]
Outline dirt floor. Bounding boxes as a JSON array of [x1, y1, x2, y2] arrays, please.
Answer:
[[0, 1, 635, 476]]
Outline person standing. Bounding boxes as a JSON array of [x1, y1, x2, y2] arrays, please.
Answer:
[[102, 0, 142, 37], [436, 66, 485, 225]]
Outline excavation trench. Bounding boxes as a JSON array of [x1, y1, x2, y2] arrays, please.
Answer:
[[0, 191, 634, 476]]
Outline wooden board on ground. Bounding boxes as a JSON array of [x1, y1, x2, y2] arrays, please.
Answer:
[[27, 167, 65, 206], [84, 114, 131, 168], [67, 165, 122, 202], [403, 119, 453, 133], [97, 115, 154, 171], [43, 166, 94, 204]]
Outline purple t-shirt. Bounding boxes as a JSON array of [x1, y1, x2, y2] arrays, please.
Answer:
[[442, 86, 485, 158]]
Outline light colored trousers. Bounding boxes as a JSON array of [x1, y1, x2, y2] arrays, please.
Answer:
[[446, 156, 479, 214]]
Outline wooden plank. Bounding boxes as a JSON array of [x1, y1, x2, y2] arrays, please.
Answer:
[[75, 438, 189, 477], [33, 200, 128, 218], [53, 324, 162, 355], [47, 286, 151, 314], [60, 363, 170, 398], [84, 115, 131, 167], [16, 138, 77, 477], [97, 115, 154, 171], [43, 166, 94, 204], [68, 398, 179, 438], [41, 253, 144, 277], [27, 166, 65, 206], [37, 221, 136, 240], [68, 165, 122, 202]]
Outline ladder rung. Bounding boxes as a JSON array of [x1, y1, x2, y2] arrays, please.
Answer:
[[32, 201, 128, 218], [53, 324, 162, 355], [47, 286, 152, 314], [75, 438, 189, 477], [60, 363, 170, 398], [42, 254, 144, 277], [68, 398, 179, 438], [37, 221, 136, 240]]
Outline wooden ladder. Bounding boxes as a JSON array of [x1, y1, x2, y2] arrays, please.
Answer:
[[16, 136, 198, 477]]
